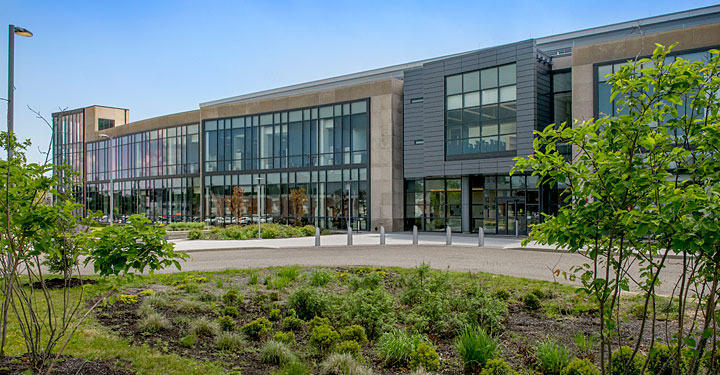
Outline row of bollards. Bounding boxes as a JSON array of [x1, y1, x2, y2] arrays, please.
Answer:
[[314, 224, 488, 247]]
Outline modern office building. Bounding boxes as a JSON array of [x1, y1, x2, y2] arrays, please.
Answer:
[[52, 5, 720, 233]]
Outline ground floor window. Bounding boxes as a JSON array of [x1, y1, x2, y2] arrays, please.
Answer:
[[404, 174, 544, 234], [203, 167, 367, 230], [86, 177, 201, 223]]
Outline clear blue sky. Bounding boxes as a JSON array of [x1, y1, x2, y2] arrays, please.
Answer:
[[1, 0, 717, 163]]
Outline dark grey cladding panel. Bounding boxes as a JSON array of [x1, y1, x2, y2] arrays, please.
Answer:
[[403, 39, 542, 179]]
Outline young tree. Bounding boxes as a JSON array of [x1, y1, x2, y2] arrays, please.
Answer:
[[289, 187, 308, 226], [227, 186, 248, 223], [513, 45, 720, 375]]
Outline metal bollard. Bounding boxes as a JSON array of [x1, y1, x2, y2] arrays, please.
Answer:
[[478, 227, 485, 247], [315, 227, 321, 246], [446, 226, 452, 245], [412, 225, 418, 245], [347, 226, 353, 246], [515, 219, 519, 238], [380, 226, 386, 245]]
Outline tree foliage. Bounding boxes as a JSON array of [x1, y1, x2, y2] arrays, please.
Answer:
[[513, 44, 720, 374]]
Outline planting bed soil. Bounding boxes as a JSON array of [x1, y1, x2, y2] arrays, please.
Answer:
[[0, 355, 131, 375], [31, 277, 98, 289]]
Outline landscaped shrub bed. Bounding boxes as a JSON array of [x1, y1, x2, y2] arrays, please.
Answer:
[[93, 265, 688, 374], [187, 224, 317, 240], [166, 222, 207, 231]]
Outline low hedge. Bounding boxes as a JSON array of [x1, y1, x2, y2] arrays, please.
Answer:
[[189, 224, 316, 240], [166, 222, 206, 231]]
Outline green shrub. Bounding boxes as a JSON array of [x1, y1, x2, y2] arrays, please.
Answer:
[[223, 305, 239, 318], [138, 312, 171, 333], [530, 288, 546, 300], [288, 286, 329, 320], [308, 316, 332, 330], [262, 340, 297, 365], [647, 344, 690, 375], [340, 325, 368, 345], [190, 316, 220, 338], [523, 293, 541, 310], [187, 229, 203, 239], [494, 288, 511, 301], [480, 359, 519, 375], [702, 350, 720, 372], [610, 346, 645, 375], [331, 287, 396, 339], [179, 334, 197, 349], [270, 308, 283, 321], [301, 225, 316, 236], [411, 342, 440, 371], [335, 340, 363, 359], [319, 353, 373, 375], [215, 331, 244, 351], [282, 316, 304, 332], [262, 226, 280, 239], [310, 269, 334, 287], [242, 317, 273, 340], [274, 360, 310, 375], [376, 329, 429, 367], [274, 331, 295, 344], [561, 358, 599, 375], [310, 324, 341, 354], [464, 293, 508, 334], [168, 222, 206, 231], [222, 289, 242, 305], [534, 336, 571, 375], [218, 315, 236, 331], [456, 325, 497, 372]]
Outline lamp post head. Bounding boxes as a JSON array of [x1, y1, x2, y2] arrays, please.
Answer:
[[13, 26, 33, 37], [98, 134, 112, 140]]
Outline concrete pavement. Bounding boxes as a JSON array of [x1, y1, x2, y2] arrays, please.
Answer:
[[161, 236, 685, 296]]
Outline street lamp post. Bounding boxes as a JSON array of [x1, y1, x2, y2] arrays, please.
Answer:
[[98, 134, 114, 226], [256, 177, 263, 239], [7, 25, 33, 160]]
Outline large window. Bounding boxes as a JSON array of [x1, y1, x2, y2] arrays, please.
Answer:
[[204, 99, 368, 172], [98, 118, 115, 130], [446, 64, 517, 157], [552, 71, 572, 162], [404, 177, 461, 232], [596, 49, 714, 118]]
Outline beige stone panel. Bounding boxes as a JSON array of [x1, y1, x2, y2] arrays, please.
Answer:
[[87, 109, 200, 142], [552, 55, 572, 70], [573, 23, 720, 67], [571, 64, 595, 122]]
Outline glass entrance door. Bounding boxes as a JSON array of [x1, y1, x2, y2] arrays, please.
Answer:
[[496, 198, 525, 235]]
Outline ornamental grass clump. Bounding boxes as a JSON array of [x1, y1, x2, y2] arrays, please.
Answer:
[[215, 331, 244, 351], [190, 316, 220, 338], [138, 311, 172, 333], [319, 353, 374, 375], [261, 340, 297, 365], [376, 329, 431, 368], [533, 336, 571, 375], [456, 325, 498, 372]]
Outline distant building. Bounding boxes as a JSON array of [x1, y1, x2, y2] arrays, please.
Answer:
[[52, 5, 720, 233]]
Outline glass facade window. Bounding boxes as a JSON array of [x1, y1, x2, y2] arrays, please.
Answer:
[[203, 99, 368, 172], [596, 49, 714, 119], [404, 174, 540, 234], [84, 123, 201, 223], [445, 64, 517, 157], [98, 118, 115, 130], [52, 111, 85, 210], [203, 168, 368, 230], [552, 71, 572, 162]]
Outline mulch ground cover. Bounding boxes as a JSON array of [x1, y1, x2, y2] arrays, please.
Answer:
[[0, 355, 131, 375]]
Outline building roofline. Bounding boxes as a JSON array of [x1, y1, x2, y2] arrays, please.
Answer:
[[52, 104, 129, 116], [536, 4, 720, 46]]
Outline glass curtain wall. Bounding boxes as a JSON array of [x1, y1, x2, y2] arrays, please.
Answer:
[[204, 168, 368, 230], [552, 71, 572, 162], [52, 111, 85, 208], [203, 99, 369, 230], [446, 64, 517, 157], [85, 123, 201, 222], [204, 100, 368, 172], [405, 175, 540, 234]]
